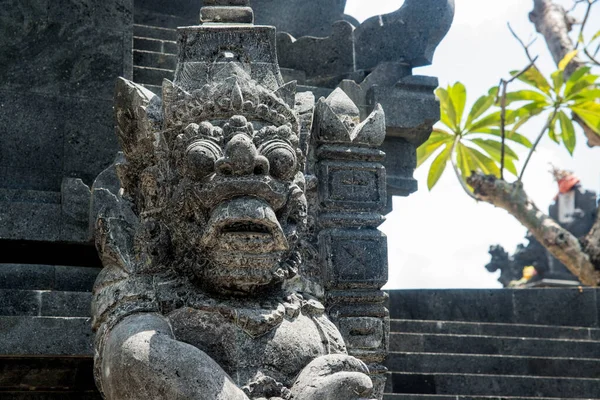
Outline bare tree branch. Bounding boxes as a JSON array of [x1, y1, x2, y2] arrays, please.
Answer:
[[467, 173, 600, 286]]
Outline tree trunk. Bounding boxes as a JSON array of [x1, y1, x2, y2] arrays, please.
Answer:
[[529, 0, 582, 73], [530, 0, 600, 147], [467, 173, 600, 287]]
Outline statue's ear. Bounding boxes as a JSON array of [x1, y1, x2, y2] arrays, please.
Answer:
[[114, 77, 161, 159]]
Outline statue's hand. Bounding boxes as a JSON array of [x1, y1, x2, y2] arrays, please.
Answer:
[[290, 354, 373, 400]]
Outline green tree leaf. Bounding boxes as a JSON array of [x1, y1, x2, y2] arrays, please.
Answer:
[[465, 92, 496, 129], [565, 74, 599, 98], [427, 143, 452, 190], [469, 139, 519, 176], [512, 67, 552, 95], [568, 88, 600, 101], [471, 128, 533, 148], [469, 138, 519, 160], [417, 129, 455, 167], [436, 87, 458, 130], [466, 111, 502, 133], [558, 50, 579, 71], [505, 90, 549, 104], [462, 145, 501, 177], [449, 82, 467, 129], [557, 111, 576, 155], [456, 142, 472, 180], [571, 101, 600, 135], [565, 66, 592, 95], [551, 70, 564, 95], [548, 113, 560, 143]]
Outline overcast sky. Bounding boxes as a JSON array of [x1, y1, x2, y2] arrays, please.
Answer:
[[344, 0, 600, 289]]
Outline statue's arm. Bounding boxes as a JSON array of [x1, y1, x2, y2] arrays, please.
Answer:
[[99, 313, 249, 400]]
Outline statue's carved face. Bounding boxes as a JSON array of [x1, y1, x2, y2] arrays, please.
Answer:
[[164, 114, 307, 295]]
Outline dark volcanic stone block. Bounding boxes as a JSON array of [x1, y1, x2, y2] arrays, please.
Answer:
[[386, 352, 600, 378], [0, 316, 93, 356], [0, 201, 62, 241], [390, 372, 600, 398], [48, 0, 133, 29], [0, 91, 64, 181], [390, 319, 598, 340], [0, 357, 96, 391], [54, 266, 101, 292], [0, 290, 40, 316], [0, 168, 63, 193], [390, 332, 600, 358], [62, 98, 118, 187], [134, 49, 177, 70], [388, 290, 514, 323], [0, 92, 118, 193], [0, 393, 101, 400], [1, 24, 128, 100], [513, 288, 599, 327], [40, 291, 92, 317], [0, 264, 55, 291], [133, 24, 178, 42], [133, 65, 175, 86]]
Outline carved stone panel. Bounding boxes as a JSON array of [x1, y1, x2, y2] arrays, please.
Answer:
[[319, 161, 387, 211], [320, 229, 388, 290]]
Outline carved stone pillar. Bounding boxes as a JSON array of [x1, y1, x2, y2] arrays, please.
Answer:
[[309, 88, 389, 399]]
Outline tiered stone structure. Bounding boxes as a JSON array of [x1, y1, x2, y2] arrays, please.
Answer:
[[309, 89, 389, 396]]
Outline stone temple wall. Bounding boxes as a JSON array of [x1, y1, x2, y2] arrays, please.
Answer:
[[0, 0, 133, 244]]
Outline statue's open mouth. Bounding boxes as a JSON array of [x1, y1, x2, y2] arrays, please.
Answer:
[[201, 197, 288, 254]]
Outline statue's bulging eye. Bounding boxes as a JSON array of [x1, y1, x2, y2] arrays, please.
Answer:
[[186, 140, 222, 180], [260, 140, 297, 180]]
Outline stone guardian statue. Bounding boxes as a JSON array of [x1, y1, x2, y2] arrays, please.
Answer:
[[91, 2, 389, 399]]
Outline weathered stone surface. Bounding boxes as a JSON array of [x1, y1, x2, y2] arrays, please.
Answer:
[[0, 316, 93, 356], [0, 290, 40, 317], [0, 264, 99, 292], [92, 9, 389, 399], [0, 0, 132, 246], [355, 0, 455, 70], [61, 179, 92, 242], [0, 357, 96, 392], [277, 21, 354, 83]]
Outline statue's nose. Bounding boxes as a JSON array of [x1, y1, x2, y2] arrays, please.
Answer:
[[216, 133, 270, 176]]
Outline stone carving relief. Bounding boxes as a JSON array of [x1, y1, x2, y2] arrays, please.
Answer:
[[91, 4, 388, 399]]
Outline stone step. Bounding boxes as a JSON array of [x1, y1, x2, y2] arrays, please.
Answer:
[[133, 24, 177, 42], [386, 352, 600, 378], [134, 49, 177, 71], [0, 290, 92, 317], [134, 36, 178, 55], [388, 289, 600, 328], [0, 357, 95, 392], [383, 395, 600, 400], [0, 264, 100, 292], [390, 332, 600, 359], [133, 66, 175, 87], [0, 392, 101, 400], [388, 372, 600, 398], [0, 316, 92, 356], [391, 319, 600, 341], [0, 201, 61, 242]]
